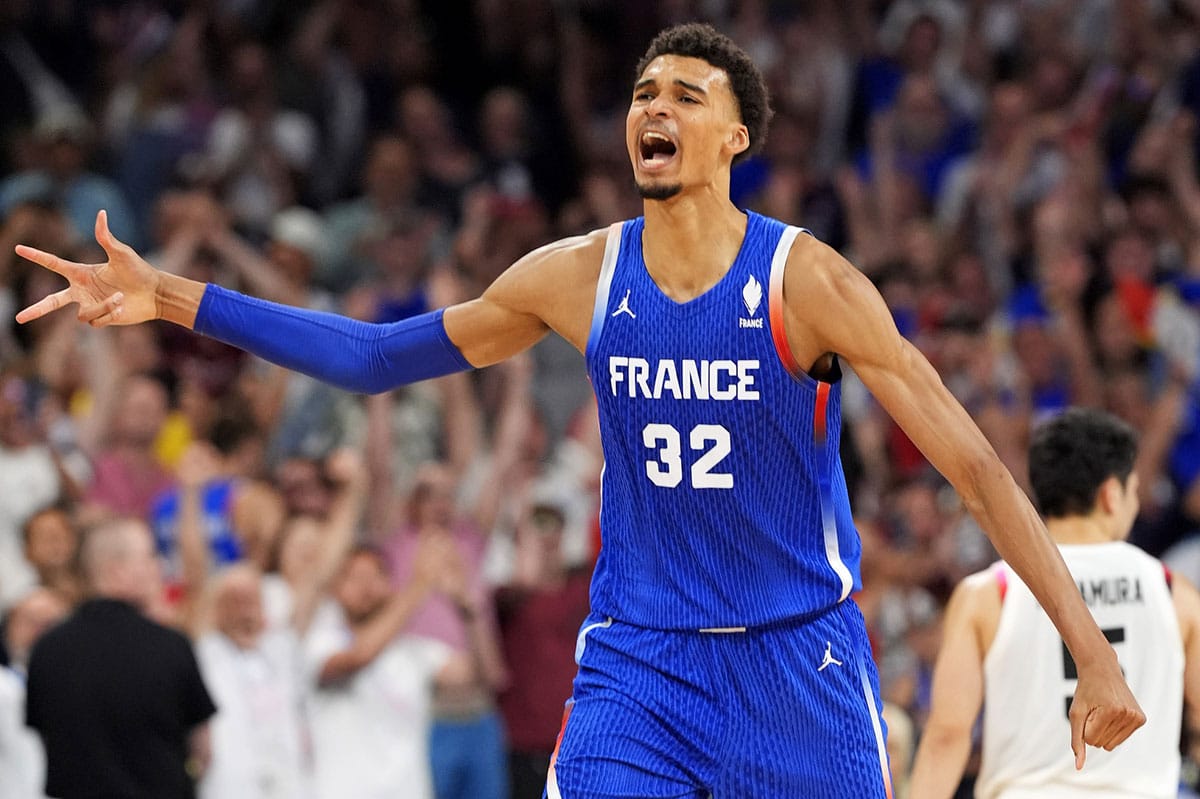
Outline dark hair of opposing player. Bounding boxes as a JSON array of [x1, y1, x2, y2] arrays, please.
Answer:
[[1028, 407, 1138, 519], [635, 22, 773, 165]]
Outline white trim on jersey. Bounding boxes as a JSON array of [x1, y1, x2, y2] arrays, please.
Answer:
[[575, 616, 613, 664], [858, 662, 895, 799], [769, 225, 855, 603], [585, 223, 625, 361], [768, 226, 804, 287]]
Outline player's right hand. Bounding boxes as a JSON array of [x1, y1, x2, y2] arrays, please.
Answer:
[[1069, 657, 1146, 769], [15, 210, 160, 328]]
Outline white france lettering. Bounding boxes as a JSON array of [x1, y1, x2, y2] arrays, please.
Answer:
[[652, 359, 682, 400], [737, 360, 760, 400], [609, 356, 628, 397], [607, 357, 760, 400], [682, 359, 708, 400], [709, 360, 737, 400], [629, 358, 651, 398]]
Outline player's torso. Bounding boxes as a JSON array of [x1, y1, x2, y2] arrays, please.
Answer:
[[583, 212, 861, 629], [978, 542, 1183, 799]]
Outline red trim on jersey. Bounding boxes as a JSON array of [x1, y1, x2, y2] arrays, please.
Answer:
[[769, 262, 803, 378], [813, 382, 831, 443], [550, 699, 573, 764], [993, 564, 1008, 602], [1165, 564, 1174, 590]]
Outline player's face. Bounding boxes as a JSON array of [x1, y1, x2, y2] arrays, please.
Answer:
[[627, 55, 748, 200]]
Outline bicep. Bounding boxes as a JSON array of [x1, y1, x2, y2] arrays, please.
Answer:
[[793, 246, 997, 488], [443, 295, 549, 368], [443, 231, 604, 366]]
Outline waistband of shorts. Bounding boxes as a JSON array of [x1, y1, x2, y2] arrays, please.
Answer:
[[697, 600, 846, 634], [595, 598, 848, 635]]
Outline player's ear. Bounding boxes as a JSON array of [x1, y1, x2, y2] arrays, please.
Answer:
[[727, 124, 749, 158], [1096, 476, 1122, 515]]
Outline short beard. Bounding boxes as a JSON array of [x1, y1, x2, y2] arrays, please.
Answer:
[[636, 180, 683, 201]]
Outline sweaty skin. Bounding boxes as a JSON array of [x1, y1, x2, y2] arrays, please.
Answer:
[[15, 53, 1144, 765]]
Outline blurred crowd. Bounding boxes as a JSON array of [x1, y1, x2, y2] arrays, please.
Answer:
[[0, 0, 1199, 797]]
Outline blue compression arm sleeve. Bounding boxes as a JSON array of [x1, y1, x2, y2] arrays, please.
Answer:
[[193, 284, 473, 393]]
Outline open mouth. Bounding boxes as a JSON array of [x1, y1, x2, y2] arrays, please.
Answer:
[[639, 131, 677, 167]]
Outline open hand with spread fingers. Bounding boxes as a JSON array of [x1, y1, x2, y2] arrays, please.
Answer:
[[15, 210, 169, 328]]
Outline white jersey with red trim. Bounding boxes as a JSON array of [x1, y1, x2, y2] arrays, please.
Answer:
[[977, 541, 1183, 799]]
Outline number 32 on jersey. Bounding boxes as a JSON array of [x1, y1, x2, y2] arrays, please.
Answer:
[[642, 423, 733, 489]]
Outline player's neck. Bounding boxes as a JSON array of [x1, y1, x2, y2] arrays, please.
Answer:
[[1045, 515, 1119, 545], [641, 192, 747, 301]]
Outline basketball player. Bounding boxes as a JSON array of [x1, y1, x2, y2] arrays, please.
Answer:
[[14, 23, 1143, 798], [909, 408, 1200, 799]]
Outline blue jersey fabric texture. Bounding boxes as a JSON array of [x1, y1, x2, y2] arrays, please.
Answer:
[[585, 211, 862, 630], [551, 603, 890, 799], [549, 212, 891, 799]]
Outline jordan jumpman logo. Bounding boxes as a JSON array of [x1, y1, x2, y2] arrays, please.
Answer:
[[612, 289, 636, 319], [818, 641, 843, 671]]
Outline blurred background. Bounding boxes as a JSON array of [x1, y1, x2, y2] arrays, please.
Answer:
[[0, 1, 1199, 797]]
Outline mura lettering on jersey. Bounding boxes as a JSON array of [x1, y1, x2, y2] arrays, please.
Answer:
[[739, 274, 764, 328], [608, 356, 760, 401], [1077, 575, 1144, 607]]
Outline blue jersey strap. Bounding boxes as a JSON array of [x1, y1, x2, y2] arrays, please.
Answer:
[[193, 284, 473, 393]]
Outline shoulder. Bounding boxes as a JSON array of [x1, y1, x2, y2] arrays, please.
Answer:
[[949, 567, 1005, 623], [782, 233, 871, 306], [949, 566, 1006, 653], [491, 227, 612, 289], [1169, 570, 1200, 627]]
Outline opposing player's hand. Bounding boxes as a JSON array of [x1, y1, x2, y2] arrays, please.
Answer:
[[15, 210, 160, 327], [1069, 658, 1146, 769]]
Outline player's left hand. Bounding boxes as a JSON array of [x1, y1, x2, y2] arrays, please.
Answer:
[[1069, 658, 1146, 769]]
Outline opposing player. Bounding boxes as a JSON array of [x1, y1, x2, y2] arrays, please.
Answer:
[[14, 23, 1143, 798], [909, 408, 1200, 798]]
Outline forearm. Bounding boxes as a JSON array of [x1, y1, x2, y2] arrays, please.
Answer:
[[189, 284, 471, 394], [909, 724, 972, 799], [965, 461, 1112, 666], [319, 583, 427, 684]]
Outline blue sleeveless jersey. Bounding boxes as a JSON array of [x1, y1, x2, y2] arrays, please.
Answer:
[[585, 211, 862, 629]]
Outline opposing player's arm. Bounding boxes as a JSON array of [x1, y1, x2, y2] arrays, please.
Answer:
[[1171, 572, 1200, 738], [781, 236, 1143, 763], [15, 210, 604, 391], [909, 571, 997, 799]]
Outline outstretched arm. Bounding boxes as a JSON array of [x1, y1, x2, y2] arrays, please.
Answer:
[[781, 235, 1144, 766], [15, 211, 601, 392]]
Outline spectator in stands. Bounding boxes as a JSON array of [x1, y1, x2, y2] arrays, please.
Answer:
[[0, 372, 62, 609], [304, 543, 484, 799], [83, 371, 175, 521], [21, 505, 81, 604], [495, 494, 591, 799], [0, 107, 140, 248], [194, 565, 309, 799], [0, 587, 67, 799], [25, 518, 216, 799]]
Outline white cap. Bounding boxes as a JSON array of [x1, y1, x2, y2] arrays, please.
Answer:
[[270, 206, 326, 264]]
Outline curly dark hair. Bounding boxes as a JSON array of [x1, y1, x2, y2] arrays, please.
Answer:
[[1028, 408, 1138, 519], [635, 23, 772, 165]]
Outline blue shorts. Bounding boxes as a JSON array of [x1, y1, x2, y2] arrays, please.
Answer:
[[546, 600, 892, 799]]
